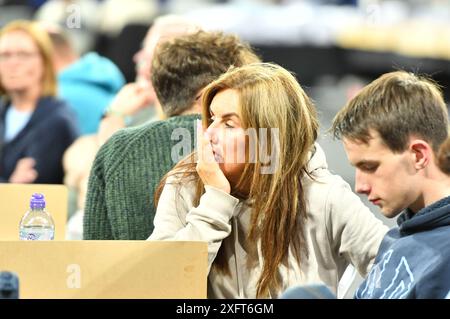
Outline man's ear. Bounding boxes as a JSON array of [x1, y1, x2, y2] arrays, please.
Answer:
[[409, 139, 433, 170]]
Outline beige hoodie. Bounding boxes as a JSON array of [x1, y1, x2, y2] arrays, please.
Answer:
[[149, 144, 388, 298]]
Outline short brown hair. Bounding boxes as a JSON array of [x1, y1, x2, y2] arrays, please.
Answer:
[[331, 71, 448, 153], [151, 30, 260, 117], [0, 20, 57, 97]]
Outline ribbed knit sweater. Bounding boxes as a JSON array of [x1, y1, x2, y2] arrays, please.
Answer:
[[83, 114, 200, 239]]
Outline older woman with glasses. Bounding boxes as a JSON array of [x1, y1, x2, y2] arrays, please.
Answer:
[[0, 20, 78, 184]]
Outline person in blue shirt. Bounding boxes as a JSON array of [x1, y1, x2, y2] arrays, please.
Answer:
[[48, 27, 125, 135], [331, 71, 450, 299]]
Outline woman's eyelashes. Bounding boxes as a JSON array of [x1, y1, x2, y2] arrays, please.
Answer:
[[225, 121, 234, 129], [208, 116, 233, 128]]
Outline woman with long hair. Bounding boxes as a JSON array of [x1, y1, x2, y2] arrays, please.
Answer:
[[150, 63, 388, 298]]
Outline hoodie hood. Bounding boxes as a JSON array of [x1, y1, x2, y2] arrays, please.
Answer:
[[398, 196, 450, 235], [306, 143, 328, 174], [58, 52, 124, 93]]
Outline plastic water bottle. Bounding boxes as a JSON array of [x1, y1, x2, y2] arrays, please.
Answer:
[[19, 193, 55, 240]]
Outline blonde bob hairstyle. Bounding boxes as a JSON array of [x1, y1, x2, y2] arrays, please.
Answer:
[[156, 62, 319, 297], [0, 20, 57, 97]]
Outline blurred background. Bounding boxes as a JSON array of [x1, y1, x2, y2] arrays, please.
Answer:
[[1, 0, 449, 296]]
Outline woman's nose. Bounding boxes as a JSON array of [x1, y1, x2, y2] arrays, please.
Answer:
[[205, 124, 219, 145]]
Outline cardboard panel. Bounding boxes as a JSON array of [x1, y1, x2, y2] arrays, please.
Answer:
[[0, 240, 207, 299], [0, 184, 68, 240]]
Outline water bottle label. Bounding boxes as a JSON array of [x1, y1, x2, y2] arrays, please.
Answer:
[[19, 228, 54, 240]]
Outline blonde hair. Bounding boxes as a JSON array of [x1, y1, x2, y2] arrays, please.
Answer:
[[156, 63, 319, 297], [0, 20, 57, 97]]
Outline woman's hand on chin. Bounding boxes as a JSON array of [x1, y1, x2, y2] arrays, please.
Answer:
[[196, 120, 231, 194]]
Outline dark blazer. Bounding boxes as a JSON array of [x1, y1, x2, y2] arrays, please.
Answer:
[[0, 96, 79, 184]]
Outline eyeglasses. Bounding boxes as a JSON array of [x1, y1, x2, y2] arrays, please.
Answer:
[[0, 51, 39, 62]]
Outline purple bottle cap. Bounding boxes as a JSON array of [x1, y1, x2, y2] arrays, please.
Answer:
[[30, 193, 45, 209]]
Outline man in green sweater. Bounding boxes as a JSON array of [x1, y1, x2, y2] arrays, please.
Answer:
[[83, 31, 260, 239]]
